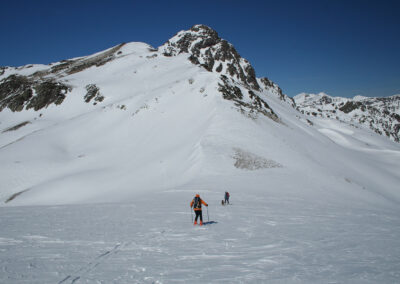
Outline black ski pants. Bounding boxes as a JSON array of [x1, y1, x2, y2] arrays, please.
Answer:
[[194, 210, 203, 222]]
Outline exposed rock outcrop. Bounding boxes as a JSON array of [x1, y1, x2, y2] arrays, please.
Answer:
[[0, 74, 71, 112], [160, 25, 260, 90]]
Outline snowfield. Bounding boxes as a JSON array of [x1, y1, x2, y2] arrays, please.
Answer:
[[1, 34, 400, 283], [1, 185, 400, 283]]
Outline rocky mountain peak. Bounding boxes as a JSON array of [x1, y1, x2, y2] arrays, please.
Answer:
[[159, 25, 260, 90], [158, 25, 287, 123]]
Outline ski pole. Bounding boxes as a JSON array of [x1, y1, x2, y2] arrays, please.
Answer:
[[206, 206, 209, 222], [190, 206, 193, 223]]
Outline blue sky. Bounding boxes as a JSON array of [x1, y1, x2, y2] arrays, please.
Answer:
[[2, 0, 399, 98]]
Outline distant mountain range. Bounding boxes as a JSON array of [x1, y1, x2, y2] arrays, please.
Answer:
[[294, 92, 400, 143]]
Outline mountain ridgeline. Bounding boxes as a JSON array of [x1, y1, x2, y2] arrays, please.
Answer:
[[0, 25, 399, 142], [0, 25, 285, 122]]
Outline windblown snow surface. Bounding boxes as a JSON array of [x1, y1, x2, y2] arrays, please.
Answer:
[[1, 42, 400, 283]]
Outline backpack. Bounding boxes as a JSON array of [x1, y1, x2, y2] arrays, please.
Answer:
[[193, 197, 201, 209]]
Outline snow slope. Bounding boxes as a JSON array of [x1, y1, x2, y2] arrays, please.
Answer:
[[1, 192, 399, 283], [1, 25, 400, 283]]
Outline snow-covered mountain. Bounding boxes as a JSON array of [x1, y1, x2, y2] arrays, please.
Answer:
[[294, 92, 400, 142], [0, 23, 399, 205], [0, 24, 303, 205], [1, 25, 400, 283]]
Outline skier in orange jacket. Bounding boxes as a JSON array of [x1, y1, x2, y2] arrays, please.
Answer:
[[190, 194, 208, 226]]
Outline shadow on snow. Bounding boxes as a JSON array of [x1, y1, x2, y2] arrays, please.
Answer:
[[203, 221, 218, 225]]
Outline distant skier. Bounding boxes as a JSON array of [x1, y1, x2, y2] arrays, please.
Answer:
[[224, 191, 230, 205], [190, 194, 208, 226]]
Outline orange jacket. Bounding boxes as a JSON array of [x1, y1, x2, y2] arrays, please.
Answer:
[[190, 198, 208, 211]]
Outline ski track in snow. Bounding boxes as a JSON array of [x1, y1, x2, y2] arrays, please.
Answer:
[[58, 242, 124, 284], [1, 190, 400, 283]]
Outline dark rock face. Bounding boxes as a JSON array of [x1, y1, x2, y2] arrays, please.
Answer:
[[162, 25, 219, 56], [219, 75, 280, 122], [0, 75, 33, 111], [339, 101, 363, 113], [218, 75, 243, 100], [160, 25, 260, 90], [0, 75, 71, 112], [29, 81, 70, 111], [84, 84, 104, 104]]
